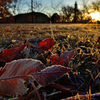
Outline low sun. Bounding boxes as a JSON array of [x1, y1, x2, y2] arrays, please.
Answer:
[[90, 11, 100, 21]]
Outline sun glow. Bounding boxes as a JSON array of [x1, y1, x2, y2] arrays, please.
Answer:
[[90, 11, 100, 21]]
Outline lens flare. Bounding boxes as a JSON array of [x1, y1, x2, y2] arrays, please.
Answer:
[[90, 11, 100, 21]]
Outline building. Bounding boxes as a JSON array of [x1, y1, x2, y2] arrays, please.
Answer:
[[0, 12, 50, 23], [15, 12, 50, 23]]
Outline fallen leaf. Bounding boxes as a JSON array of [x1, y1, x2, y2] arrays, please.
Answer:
[[7, 29, 10, 32], [0, 59, 71, 95], [0, 78, 27, 95], [0, 59, 45, 95], [38, 38, 56, 51], [50, 50, 75, 65], [0, 44, 26, 63], [31, 65, 71, 86]]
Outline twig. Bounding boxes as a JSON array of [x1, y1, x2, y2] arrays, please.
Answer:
[[89, 86, 91, 100], [42, 92, 46, 100], [31, 82, 41, 100], [46, 91, 61, 97], [95, 72, 100, 79], [27, 82, 42, 100], [50, 21, 55, 40], [25, 47, 30, 58], [73, 56, 91, 69], [62, 92, 100, 100], [86, 69, 94, 81]]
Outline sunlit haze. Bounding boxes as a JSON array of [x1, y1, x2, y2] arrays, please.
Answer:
[[90, 11, 100, 21]]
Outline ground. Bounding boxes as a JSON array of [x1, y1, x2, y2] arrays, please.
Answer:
[[0, 23, 100, 100]]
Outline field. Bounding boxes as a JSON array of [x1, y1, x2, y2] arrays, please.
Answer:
[[0, 23, 100, 100]]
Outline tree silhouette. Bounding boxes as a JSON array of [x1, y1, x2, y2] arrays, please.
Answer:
[[80, 0, 100, 23], [90, 1, 100, 12], [62, 6, 74, 22]]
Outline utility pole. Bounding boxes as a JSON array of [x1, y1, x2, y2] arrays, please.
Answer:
[[31, 0, 33, 23]]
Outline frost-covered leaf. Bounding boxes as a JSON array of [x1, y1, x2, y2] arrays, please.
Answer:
[[0, 59, 45, 95], [0, 44, 26, 63], [50, 50, 75, 65], [0, 59, 45, 78], [0, 59, 71, 95], [0, 79, 27, 95], [31, 65, 72, 86]]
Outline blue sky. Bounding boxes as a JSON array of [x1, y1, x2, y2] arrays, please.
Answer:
[[14, 0, 94, 15], [41, 0, 82, 14]]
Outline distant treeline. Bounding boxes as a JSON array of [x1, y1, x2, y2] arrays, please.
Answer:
[[1, 0, 100, 23], [0, 12, 99, 24]]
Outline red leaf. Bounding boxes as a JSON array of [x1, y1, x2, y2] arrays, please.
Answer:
[[0, 68, 6, 77], [0, 44, 26, 63], [50, 54, 59, 64], [0, 59, 45, 95], [0, 59, 45, 78], [7, 29, 10, 32], [0, 78, 27, 95], [50, 50, 75, 65], [31, 65, 72, 86], [38, 38, 56, 51], [0, 59, 71, 95]]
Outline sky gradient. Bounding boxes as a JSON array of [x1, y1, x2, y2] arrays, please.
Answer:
[[14, 0, 95, 15]]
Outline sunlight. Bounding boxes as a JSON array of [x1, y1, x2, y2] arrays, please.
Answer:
[[90, 11, 100, 21]]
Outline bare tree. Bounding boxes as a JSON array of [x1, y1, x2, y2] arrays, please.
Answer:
[[80, 0, 100, 22], [82, 0, 89, 13], [10, 0, 43, 15], [90, 0, 100, 12], [79, 0, 91, 22], [9, 0, 25, 15], [50, 0, 63, 13], [61, 6, 74, 22]]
